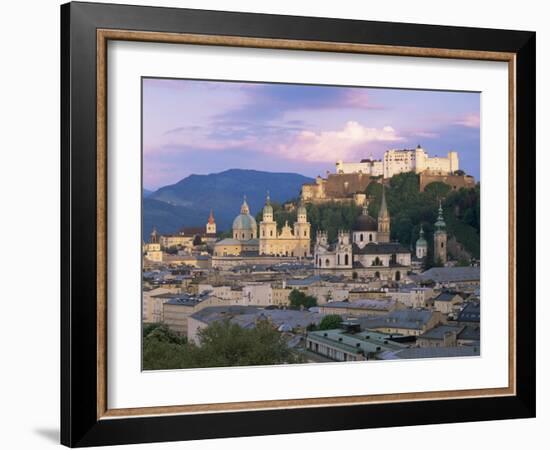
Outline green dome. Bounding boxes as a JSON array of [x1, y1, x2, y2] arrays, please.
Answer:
[[416, 237, 428, 248], [233, 213, 257, 230]]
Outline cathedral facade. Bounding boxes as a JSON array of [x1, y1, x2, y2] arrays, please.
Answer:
[[314, 187, 411, 280], [259, 194, 311, 257], [213, 195, 311, 259]]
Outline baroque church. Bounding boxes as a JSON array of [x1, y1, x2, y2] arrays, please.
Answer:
[[213, 195, 311, 258], [314, 187, 411, 280]]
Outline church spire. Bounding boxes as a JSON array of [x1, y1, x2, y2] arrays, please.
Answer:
[[208, 209, 215, 224], [434, 200, 446, 231], [377, 185, 390, 242], [378, 185, 389, 220]]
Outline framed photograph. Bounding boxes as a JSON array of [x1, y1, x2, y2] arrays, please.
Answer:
[[61, 1, 536, 447]]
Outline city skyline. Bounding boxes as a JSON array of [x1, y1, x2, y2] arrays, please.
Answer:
[[143, 78, 480, 190]]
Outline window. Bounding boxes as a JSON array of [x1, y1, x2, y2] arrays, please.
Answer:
[[441, 242, 444, 248], [345, 254, 349, 265], [325, 259, 330, 267], [369, 234, 373, 242], [270, 230, 273, 237], [337, 255, 340, 265], [360, 234, 363, 242]]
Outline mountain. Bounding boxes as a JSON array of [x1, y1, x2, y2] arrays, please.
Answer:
[[142, 189, 154, 198], [144, 169, 313, 239]]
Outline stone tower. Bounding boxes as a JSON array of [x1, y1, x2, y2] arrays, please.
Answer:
[[206, 210, 216, 234], [433, 201, 447, 264], [377, 185, 390, 243]]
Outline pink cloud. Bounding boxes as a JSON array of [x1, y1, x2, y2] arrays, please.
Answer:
[[277, 121, 404, 162], [455, 113, 480, 128]]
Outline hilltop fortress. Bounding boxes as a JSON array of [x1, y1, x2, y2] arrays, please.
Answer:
[[302, 146, 474, 204]]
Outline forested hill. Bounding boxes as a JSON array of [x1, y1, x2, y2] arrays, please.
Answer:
[[260, 172, 480, 261]]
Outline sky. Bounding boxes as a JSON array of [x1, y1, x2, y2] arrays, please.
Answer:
[[143, 78, 480, 190]]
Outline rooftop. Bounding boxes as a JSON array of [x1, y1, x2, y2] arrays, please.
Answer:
[[418, 266, 480, 283], [322, 299, 396, 311], [358, 309, 435, 331], [434, 291, 461, 302], [190, 305, 324, 330], [457, 302, 481, 323], [352, 242, 410, 255], [418, 324, 464, 340], [379, 345, 480, 360], [307, 329, 407, 355]]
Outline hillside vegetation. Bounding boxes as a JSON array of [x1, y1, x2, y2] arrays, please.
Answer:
[[256, 172, 480, 261]]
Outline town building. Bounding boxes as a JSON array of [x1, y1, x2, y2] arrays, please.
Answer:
[[162, 292, 233, 336], [317, 299, 402, 317], [358, 309, 442, 336], [142, 287, 181, 323], [413, 266, 481, 288], [306, 327, 407, 362], [378, 345, 479, 360], [389, 285, 435, 308], [432, 291, 463, 314], [416, 324, 463, 348]]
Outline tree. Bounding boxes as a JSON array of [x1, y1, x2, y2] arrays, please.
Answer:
[[318, 314, 343, 330], [289, 289, 317, 309], [143, 319, 303, 370]]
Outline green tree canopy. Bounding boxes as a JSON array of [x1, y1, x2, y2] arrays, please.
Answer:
[[288, 289, 317, 309], [143, 319, 302, 370], [318, 314, 343, 330]]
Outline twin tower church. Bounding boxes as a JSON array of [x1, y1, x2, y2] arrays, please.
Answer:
[[213, 194, 311, 258]]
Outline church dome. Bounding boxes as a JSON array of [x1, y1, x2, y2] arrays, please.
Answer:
[[233, 213, 257, 231], [416, 236, 428, 247], [354, 206, 377, 231], [233, 197, 257, 231]]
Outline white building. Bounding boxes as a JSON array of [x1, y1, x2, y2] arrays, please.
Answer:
[[242, 284, 273, 306], [384, 146, 458, 179], [389, 286, 435, 308], [334, 146, 459, 179], [335, 158, 383, 176]]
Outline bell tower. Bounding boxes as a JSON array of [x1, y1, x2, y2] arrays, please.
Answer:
[[433, 201, 447, 264], [206, 210, 216, 234], [259, 192, 278, 255]]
